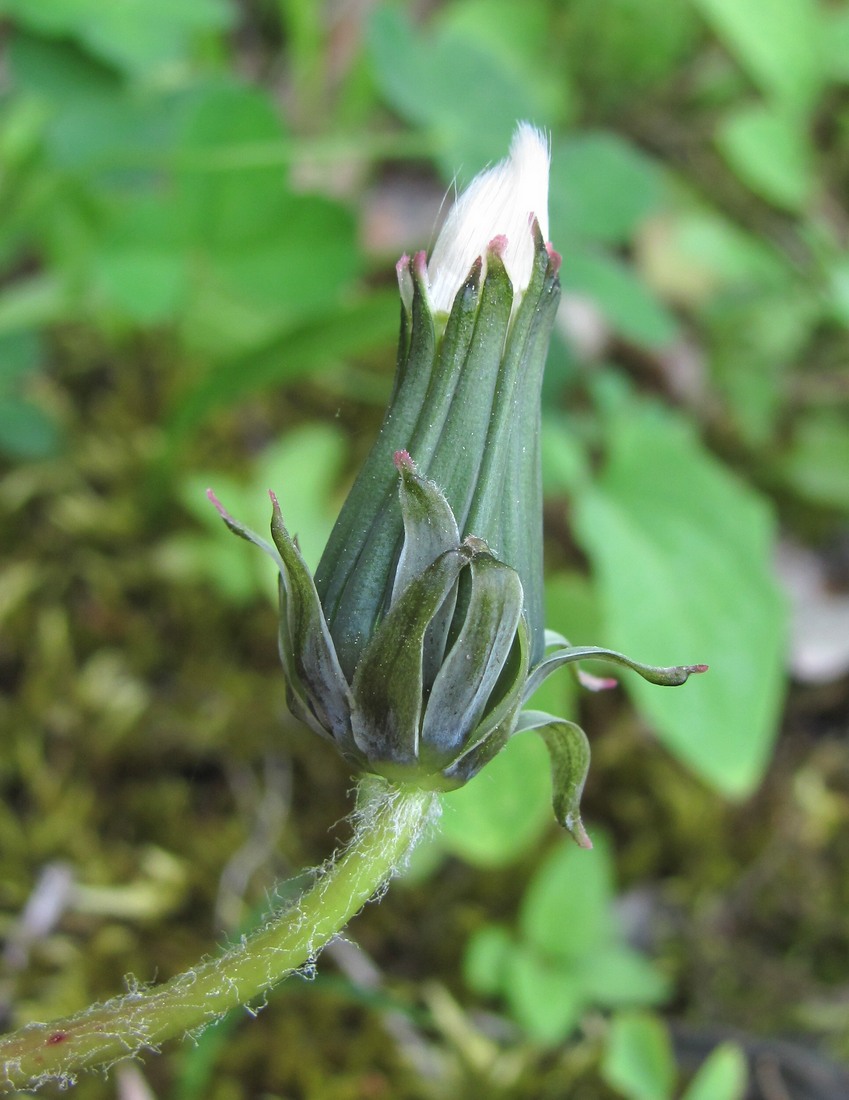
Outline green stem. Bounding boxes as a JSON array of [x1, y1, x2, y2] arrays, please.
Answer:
[[0, 780, 437, 1092]]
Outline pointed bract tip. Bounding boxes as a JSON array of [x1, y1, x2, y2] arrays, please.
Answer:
[[207, 487, 232, 522], [393, 449, 414, 472], [488, 234, 508, 258], [412, 251, 428, 279], [691, 664, 709, 674], [565, 813, 593, 849], [545, 242, 562, 275]]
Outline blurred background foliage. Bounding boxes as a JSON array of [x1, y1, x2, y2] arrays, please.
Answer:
[[1, 0, 849, 1097]]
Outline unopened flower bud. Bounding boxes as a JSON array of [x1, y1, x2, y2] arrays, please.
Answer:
[[212, 123, 706, 842]]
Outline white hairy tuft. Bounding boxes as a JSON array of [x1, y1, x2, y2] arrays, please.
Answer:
[[427, 122, 551, 315]]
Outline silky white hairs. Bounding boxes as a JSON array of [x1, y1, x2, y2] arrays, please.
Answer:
[[427, 122, 551, 315]]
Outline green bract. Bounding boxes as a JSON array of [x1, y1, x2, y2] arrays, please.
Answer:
[[212, 127, 706, 846]]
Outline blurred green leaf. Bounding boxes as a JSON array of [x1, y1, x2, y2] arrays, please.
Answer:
[[681, 1042, 748, 1100], [436, 0, 570, 123], [572, 400, 786, 796], [564, 247, 678, 347], [1, 0, 234, 75], [45, 88, 184, 173], [825, 255, 849, 327], [824, 7, 849, 83], [576, 946, 669, 1007], [166, 289, 398, 444], [0, 330, 43, 389], [176, 83, 291, 248], [519, 837, 614, 961], [169, 424, 346, 604], [505, 949, 583, 1043], [717, 102, 814, 211], [707, 289, 816, 446], [691, 0, 825, 113], [8, 30, 122, 102], [644, 209, 787, 301], [563, 0, 698, 109], [550, 133, 662, 245], [463, 837, 668, 1045], [463, 924, 512, 997], [367, 4, 547, 179], [779, 412, 849, 512], [440, 732, 552, 867], [206, 193, 360, 314], [602, 1011, 676, 1100], [0, 277, 71, 335], [0, 396, 62, 459], [93, 196, 187, 323]]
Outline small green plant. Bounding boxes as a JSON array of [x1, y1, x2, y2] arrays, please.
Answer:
[[464, 835, 668, 1045], [602, 1011, 748, 1100]]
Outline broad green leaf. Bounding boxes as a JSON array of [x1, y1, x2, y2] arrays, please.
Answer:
[[519, 836, 614, 960], [572, 402, 786, 796], [717, 103, 814, 212], [176, 84, 291, 250], [440, 731, 551, 867], [207, 193, 360, 315], [602, 1011, 676, 1100], [563, 247, 677, 348], [681, 1042, 748, 1100], [550, 133, 662, 245], [505, 948, 583, 1044], [367, 5, 547, 179], [46, 89, 184, 173], [690, 0, 825, 113], [93, 196, 187, 323]]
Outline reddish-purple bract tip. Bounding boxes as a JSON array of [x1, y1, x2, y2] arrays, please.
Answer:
[[578, 669, 618, 693], [393, 449, 414, 472], [545, 242, 562, 274], [207, 488, 232, 522], [488, 234, 508, 258]]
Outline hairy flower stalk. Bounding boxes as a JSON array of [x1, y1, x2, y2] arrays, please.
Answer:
[[0, 124, 706, 1090]]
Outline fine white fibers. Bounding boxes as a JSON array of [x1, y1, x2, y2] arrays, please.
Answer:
[[427, 122, 550, 316]]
